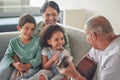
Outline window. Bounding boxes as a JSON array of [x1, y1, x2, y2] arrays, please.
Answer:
[[0, 0, 46, 32], [0, 0, 63, 32], [0, 0, 47, 18], [30, 0, 46, 7]]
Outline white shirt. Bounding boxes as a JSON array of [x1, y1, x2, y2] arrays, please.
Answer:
[[41, 47, 72, 74], [89, 36, 120, 80]]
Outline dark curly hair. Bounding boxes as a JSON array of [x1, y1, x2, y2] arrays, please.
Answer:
[[40, 24, 65, 48], [40, 1, 60, 14]]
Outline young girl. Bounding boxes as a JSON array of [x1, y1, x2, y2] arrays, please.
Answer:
[[0, 13, 42, 80], [39, 24, 72, 80]]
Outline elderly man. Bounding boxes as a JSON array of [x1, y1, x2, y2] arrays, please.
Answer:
[[58, 15, 120, 80]]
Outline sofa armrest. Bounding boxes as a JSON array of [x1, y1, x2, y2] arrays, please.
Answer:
[[0, 31, 19, 61]]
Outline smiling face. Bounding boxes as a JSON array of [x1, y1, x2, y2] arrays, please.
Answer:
[[42, 7, 59, 26], [47, 31, 65, 50], [18, 22, 35, 42]]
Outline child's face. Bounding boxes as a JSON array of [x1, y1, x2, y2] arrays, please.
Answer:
[[18, 22, 35, 40], [47, 31, 65, 50]]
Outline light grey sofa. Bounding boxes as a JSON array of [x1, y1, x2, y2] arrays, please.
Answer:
[[0, 24, 91, 65]]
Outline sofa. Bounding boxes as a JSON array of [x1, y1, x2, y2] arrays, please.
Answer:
[[0, 24, 91, 65]]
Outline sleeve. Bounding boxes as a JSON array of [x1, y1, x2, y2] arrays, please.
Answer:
[[100, 54, 120, 80], [29, 41, 42, 68], [41, 48, 48, 56], [1, 40, 15, 66]]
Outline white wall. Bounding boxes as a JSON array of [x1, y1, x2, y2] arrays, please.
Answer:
[[53, 0, 120, 34]]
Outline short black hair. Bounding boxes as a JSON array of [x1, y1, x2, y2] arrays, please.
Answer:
[[18, 13, 36, 28], [40, 24, 65, 48], [40, 1, 60, 14]]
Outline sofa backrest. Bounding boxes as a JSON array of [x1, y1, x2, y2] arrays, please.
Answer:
[[0, 31, 19, 60], [62, 25, 91, 65], [0, 25, 91, 65]]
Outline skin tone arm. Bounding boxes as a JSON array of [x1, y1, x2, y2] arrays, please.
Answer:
[[12, 54, 32, 72], [58, 59, 86, 80], [13, 54, 23, 78], [42, 52, 59, 69]]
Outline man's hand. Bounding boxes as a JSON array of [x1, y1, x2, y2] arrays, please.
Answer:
[[58, 58, 86, 80], [58, 59, 76, 76]]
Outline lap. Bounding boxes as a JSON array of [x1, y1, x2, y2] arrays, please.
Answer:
[[0, 61, 13, 80], [18, 67, 40, 79], [40, 69, 64, 80]]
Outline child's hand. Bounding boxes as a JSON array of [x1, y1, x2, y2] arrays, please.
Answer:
[[23, 63, 32, 70], [14, 70, 28, 80], [51, 52, 59, 63], [13, 54, 19, 62], [13, 62, 26, 71], [16, 71, 23, 78]]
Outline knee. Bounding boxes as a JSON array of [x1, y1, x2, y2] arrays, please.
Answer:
[[39, 74, 47, 80], [0, 65, 10, 73]]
